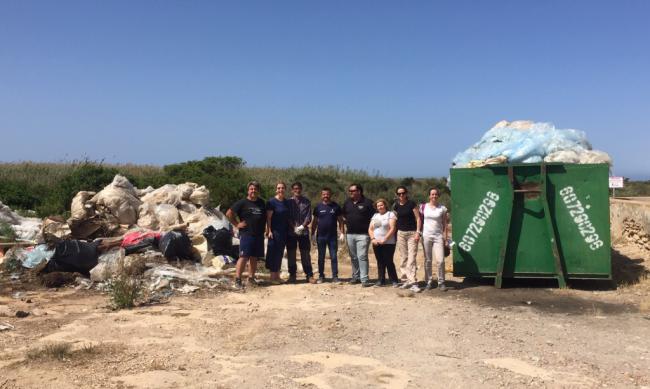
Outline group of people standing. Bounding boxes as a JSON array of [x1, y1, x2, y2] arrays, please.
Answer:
[[225, 181, 449, 292]]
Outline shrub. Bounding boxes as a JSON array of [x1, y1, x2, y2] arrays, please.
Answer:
[[107, 273, 143, 309], [164, 156, 250, 209]]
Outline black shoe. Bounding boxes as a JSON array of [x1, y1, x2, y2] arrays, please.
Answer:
[[374, 280, 385, 287], [361, 281, 373, 287], [234, 278, 243, 290], [332, 277, 342, 284], [349, 279, 361, 285], [316, 277, 325, 284], [438, 282, 449, 292]]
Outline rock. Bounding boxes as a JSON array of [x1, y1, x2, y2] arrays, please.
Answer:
[[15, 310, 29, 318]]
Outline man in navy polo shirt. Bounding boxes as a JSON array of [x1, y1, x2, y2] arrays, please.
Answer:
[[311, 187, 345, 283]]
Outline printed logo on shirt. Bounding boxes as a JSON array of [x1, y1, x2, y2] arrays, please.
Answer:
[[358, 205, 364, 210]]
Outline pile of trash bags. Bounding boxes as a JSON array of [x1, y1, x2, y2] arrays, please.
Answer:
[[1, 175, 240, 292], [68, 175, 218, 239], [452, 120, 613, 168]]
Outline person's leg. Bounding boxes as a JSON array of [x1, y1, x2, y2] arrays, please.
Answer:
[[346, 234, 360, 282], [396, 231, 409, 281], [357, 235, 370, 283], [298, 235, 314, 279], [248, 257, 257, 280], [236, 256, 248, 279], [286, 235, 298, 279], [405, 232, 418, 284], [433, 234, 446, 283], [328, 238, 339, 279], [248, 235, 264, 282], [266, 233, 280, 280], [385, 244, 399, 283], [317, 237, 327, 279], [374, 245, 386, 283], [423, 235, 434, 284]]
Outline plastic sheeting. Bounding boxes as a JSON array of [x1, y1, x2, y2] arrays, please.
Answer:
[[22, 245, 55, 268], [452, 120, 612, 168]]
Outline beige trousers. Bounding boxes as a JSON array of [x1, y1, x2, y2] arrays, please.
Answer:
[[423, 234, 445, 283], [397, 230, 419, 284]]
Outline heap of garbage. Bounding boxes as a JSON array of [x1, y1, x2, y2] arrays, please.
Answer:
[[0, 175, 240, 294], [452, 120, 613, 168]]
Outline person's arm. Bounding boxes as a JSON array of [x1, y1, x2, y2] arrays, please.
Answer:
[[413, 205, 422, 241], [226, 208, 246, 230], [385, 214, 397, 244], [368, 217, 375, 243], [311, 211, 318, 237], [303, 199, 312, 228], [266, 209, 274, 239], [443, 209, 449, 242]]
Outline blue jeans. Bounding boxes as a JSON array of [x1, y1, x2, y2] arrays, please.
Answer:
[[346, 234, 370, 282], [317, 237, 338, 279]]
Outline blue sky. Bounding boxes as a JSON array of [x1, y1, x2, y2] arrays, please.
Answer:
[[1, 1, 648, 179]]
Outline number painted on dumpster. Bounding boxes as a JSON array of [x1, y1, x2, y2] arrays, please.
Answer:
[[560, 186, 604, 250], [458, 191, 500, 252]]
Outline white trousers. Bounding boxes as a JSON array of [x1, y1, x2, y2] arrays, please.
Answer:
[[423, 234, 445, 283]]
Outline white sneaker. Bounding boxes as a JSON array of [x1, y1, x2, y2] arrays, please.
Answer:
[[399, 282, 411, 289], [410, 284, 422, 293]]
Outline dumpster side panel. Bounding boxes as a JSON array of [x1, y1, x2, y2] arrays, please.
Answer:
[[549, 164, 611, 278], [451, 167, 512, 277]]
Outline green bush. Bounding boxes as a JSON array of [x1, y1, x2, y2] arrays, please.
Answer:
[[36, 163, 119, 217], [164, 156, 251, 209], [107, 274, 143, 309]]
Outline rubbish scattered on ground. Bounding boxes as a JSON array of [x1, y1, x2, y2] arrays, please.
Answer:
[[0, 201, 41, 241], [41, 217, 72, 243], [0, 322, 14, 331], [15, 310, 30, 318], [452, 120, 612, 168], [176, 284, 200, 294], [0, 175, 241, 297], [45, 240, 100, 275], [22, 244, 55, 269]]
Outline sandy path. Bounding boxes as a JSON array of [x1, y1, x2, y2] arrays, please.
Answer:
[[0, 244, 649, 388]]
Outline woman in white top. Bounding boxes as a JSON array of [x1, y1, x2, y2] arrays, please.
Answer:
[[418, 188, 449, 291], [368, 198, 399, 287]]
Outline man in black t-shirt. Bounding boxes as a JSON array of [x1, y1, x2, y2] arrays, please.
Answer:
[[226, 181, 266, 289], [342, 183, 375, 286]]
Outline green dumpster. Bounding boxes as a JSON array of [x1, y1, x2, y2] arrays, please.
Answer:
[[451, 163, 611, 288]]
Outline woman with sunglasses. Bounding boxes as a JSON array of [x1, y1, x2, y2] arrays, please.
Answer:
[[265, 181, 291, 285], [393, 186, 422, 292], [418, 188, 449, 291]]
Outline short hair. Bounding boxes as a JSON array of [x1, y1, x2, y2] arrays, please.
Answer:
[[276, 180, 287, 188], [291, 181, 303, 189], [321, 186, 332, 193], [429, 187, 440, 195], [395, 185, 408, 194], [349, 183, 363, 194], [375, 198, 389, 208], [247, 180, 261, 190]]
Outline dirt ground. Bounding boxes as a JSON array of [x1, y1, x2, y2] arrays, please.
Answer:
[[1, 243, 649, 389]]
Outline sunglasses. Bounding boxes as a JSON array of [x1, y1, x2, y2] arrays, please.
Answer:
[[397, 192, 407, 195]]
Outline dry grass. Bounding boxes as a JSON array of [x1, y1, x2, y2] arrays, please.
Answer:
[[26, 342, 72, 361]]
